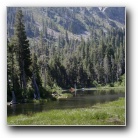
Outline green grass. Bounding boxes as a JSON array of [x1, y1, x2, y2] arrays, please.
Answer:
[[7, 98, 125, 126]]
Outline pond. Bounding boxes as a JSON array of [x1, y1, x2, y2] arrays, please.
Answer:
[[7, 89, 125, 116]]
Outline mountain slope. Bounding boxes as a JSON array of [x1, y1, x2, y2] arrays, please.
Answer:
[[7, 7, 125, 43]]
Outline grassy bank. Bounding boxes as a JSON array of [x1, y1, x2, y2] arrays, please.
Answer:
[[7, 98, 125, 126]]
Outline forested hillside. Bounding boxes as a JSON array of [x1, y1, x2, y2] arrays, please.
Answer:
[[7, 7, 125, 102]]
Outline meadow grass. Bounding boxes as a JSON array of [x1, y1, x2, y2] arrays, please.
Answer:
[[7, 98, 125, 126]]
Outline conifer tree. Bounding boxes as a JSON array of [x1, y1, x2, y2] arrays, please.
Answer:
[[32, 53, 42, 99], [13, 9, 32, 98]]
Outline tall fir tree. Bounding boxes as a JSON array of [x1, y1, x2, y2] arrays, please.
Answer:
[[13, 9, 32, 98]]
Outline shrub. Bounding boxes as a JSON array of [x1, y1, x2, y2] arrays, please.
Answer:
[[110, 83, 114, 87], [39, 87, 52, 99], [93, 80, 98, 88]]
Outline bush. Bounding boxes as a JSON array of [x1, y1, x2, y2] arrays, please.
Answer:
[[51, 83, 62, 94], [114, 74, 125, 87], [120, 74, 125, 86], [39, 87, 52, 99], [93, 80, 98, 88], [110, 83, 114, 87], [97, 84, 101, 88]]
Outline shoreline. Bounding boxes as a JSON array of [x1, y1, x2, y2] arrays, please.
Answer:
[[62, 86, 125, 91], [7, 97, 125, 125]]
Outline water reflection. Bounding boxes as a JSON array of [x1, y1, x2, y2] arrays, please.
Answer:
[[7, 89, 125, 116]]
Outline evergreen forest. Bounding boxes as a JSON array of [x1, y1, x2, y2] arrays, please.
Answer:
[[7, 7, 125, 102]]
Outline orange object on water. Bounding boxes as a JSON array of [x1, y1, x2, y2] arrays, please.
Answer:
[[70, 87, 75, 92]]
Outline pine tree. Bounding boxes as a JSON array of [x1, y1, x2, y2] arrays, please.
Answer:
[[65, 30, 69, 44], [13, 9, 32, 98], [7, 39, 13, 101], [32, 53, 42, 99], [7, 37, 21, 101], [103, 54, 109, 83]]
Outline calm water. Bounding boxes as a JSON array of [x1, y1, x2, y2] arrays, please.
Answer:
[[7, 89, 125, 116]]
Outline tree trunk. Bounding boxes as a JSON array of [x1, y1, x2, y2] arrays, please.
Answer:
[[22, 60, 27, 99], [32, 72, 40, 99], [44, 68, 46, 88]]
